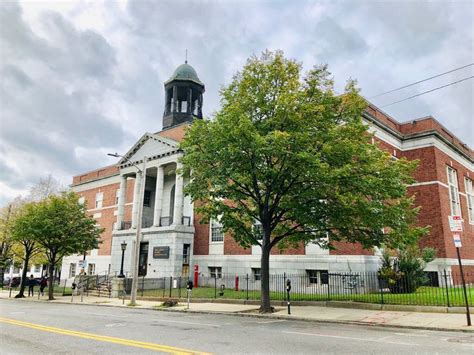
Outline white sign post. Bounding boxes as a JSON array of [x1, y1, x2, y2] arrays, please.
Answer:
[[448, 216, 470, 326]]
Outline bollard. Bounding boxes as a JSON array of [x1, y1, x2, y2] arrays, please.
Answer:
[[186, 280, 193, 309], [235, 276, 239, 291]]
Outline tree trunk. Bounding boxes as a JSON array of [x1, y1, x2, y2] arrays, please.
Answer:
[[0, 266, 5, 288], [48, 261, 56, 300], [260, 244, 272, 313], [15, 252, 30, 298]]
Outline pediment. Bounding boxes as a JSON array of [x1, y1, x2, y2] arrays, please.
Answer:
[[119, 133, 179, 167]]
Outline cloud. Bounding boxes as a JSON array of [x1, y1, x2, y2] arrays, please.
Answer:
[[0, 0, 472, 206]]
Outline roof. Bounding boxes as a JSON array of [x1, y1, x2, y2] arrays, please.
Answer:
[[164, 62, 203, 86]]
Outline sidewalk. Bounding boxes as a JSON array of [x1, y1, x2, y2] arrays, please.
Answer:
[[1, 289, 472, 333]]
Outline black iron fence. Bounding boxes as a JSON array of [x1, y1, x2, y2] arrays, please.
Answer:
[[123, 270, 473, 307]]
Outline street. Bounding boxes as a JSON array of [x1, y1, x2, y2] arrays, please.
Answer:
[[0, 299, 472, 354]]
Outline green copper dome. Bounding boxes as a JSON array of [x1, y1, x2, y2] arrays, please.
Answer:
[[165, 63, 203, 85]]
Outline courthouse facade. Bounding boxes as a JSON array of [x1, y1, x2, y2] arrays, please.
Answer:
[[60, 63, 474, 284]]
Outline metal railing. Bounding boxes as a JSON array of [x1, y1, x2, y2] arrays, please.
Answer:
[[125, 271, 473, 307]]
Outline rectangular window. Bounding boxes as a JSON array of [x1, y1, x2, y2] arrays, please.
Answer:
[[13, 266, 19, 274], [143, 190, 151, 207], [211, 219, 224, 242], [88, 263, 96, 275], [95, 192, 104, 209], [69, 263, 76, 278], [306, 269, 329, 285], [209, 266, 222, 279], [115, 189, 120, 205], [252, 268, 261, 281], [34, 264, 41, 273], [447, 167, 461, 216], [465, 178, 474, 223]]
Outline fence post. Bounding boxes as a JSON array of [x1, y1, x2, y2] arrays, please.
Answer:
[[179, 276, 182, 298], [63, 279, 66, 296], [169, 276, 172, 298], [214, 276, 217, 299], [141, 276, 145, 297], [378, 275, 384, 305], [443, 270, 451, 307], [162, 277, 166, 298], [246, 274, 249, 301]]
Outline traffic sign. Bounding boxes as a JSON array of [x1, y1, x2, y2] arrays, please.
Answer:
[[453, 233, 462, 248], [448, 215, 463, 232]]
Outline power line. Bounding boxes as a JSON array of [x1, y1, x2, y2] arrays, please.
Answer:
[[380, 76, 474, 108], [369, 63, 474, 99]]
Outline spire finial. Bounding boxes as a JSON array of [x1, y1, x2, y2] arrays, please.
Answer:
[[185, 49, 188, 64]]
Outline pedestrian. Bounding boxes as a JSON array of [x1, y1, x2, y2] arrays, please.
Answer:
[[28, 274, 35, 297], [40, 276, 47, 296]]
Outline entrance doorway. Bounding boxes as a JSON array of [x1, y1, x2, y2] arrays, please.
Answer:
[[138, 242, 149, 277]]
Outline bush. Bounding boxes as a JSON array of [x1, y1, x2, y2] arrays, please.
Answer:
[[378, 246, 435, 294]]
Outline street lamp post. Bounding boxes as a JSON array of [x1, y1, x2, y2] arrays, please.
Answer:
[[118, 242, 127, 278], [107, 153, 147, 306]]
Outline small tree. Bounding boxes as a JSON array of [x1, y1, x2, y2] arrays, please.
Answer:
[[378, 246, 435, 293], [0, 204, 14, 286], [181, 51, 427, 312], [12, 192, 101, 300]]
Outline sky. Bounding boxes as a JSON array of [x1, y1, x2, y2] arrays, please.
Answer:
[[0, 0, 473, 206]]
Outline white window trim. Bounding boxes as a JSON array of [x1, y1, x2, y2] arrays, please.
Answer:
[[95, 192, 104, 209], [447, 166, 461, 217], [209, 218, 224, 243], [115, 189, 120, 205], [465, 177, 474, 225]]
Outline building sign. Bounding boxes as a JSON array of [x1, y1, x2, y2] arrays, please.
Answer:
[[453, 234, 462, 248], [448, 215, 463, 232], [78, 260, 87, 268], [153, 246, 170, 259]]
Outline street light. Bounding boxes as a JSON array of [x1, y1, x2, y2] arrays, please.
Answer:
[[118, 242, 127, 278], [108, 152, 147, 306]]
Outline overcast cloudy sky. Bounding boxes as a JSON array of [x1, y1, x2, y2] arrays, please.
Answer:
[[0, 0, 473, 205]]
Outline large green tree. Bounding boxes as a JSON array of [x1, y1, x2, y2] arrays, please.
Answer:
[[181, 51, 427, 312], [12, 192, 101, 300]]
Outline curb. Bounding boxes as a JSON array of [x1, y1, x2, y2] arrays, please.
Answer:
[[2, 296, 473, 333]]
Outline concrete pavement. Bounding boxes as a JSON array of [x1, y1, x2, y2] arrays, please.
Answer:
[[1, 289, 472, 333]]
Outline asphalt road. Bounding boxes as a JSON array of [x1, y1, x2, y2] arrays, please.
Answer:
[[0, 299, 472, 354]]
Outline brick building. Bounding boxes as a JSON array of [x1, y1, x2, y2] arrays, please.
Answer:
[[60, 63, 474, 284]]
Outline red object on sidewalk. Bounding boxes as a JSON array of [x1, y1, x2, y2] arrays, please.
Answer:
[[194, 264, 199, 288], [235, 276, 239, 291]]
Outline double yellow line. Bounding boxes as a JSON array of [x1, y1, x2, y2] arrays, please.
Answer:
[[0, 317, 209, 354]]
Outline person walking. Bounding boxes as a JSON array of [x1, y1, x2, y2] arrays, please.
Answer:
[[28, 274, 36, 297], [39, 276, 47, 296]]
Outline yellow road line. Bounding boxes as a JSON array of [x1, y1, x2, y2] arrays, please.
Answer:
[[0, 317, 210, 354]]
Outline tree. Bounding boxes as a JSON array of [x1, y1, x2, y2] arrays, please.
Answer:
[[0, 204, 14, 286], [10, 199, 43, 298], [29, 174, 62, 202], [180, 51, 427, 312], [12, 192, 101, 300]]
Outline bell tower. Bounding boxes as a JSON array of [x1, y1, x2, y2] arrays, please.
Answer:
[[162, 61, 205, 129]]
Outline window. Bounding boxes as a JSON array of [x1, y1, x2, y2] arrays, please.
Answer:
[[95, 192, 104, 209], [69, 263, 76, 278], [115, 189, 120, 205], [34, 264, 41, 273], [143, 190, 151, 207], [253, 222, 263, 241], [209, 266, 222, 279], [447, 167, 461, 216], [211, 219, 224, 242], [13, 266, 20, 274], [465, 178, 474, 223], [78, 196, 85, 205], [88, 263, 96, 275], [183, 244, 190, 265], [306, 269, 329, 285], [252, 268, 261, 281]]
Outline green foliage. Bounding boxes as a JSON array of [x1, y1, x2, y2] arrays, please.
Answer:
[[378, 246, 436, 293], [181, 50, 426, 251]]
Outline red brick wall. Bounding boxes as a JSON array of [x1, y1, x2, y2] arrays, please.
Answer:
[[329, 242, 373, 256], [224, 234, 252, 255], [156, 123, 188, 142], [193, 214, 210, 256], [72, 165, 118, 185]]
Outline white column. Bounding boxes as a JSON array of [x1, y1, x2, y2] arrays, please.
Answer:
[[116, 175, 127, 230], [153, 165, 164, 227], [173, 161, 184, 225], [131, 172, 142, 229]]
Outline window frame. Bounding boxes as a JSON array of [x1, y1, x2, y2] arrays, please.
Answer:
[[465, 177, 474, 224], [69, 263, 76, 278], [115, 189, 120, 205], [208, 266, 222, 279], [447, 166, 461, 217], [252, 268, 261, 281], [95, 192, 104, 209], [210, 218, 224, 243]]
